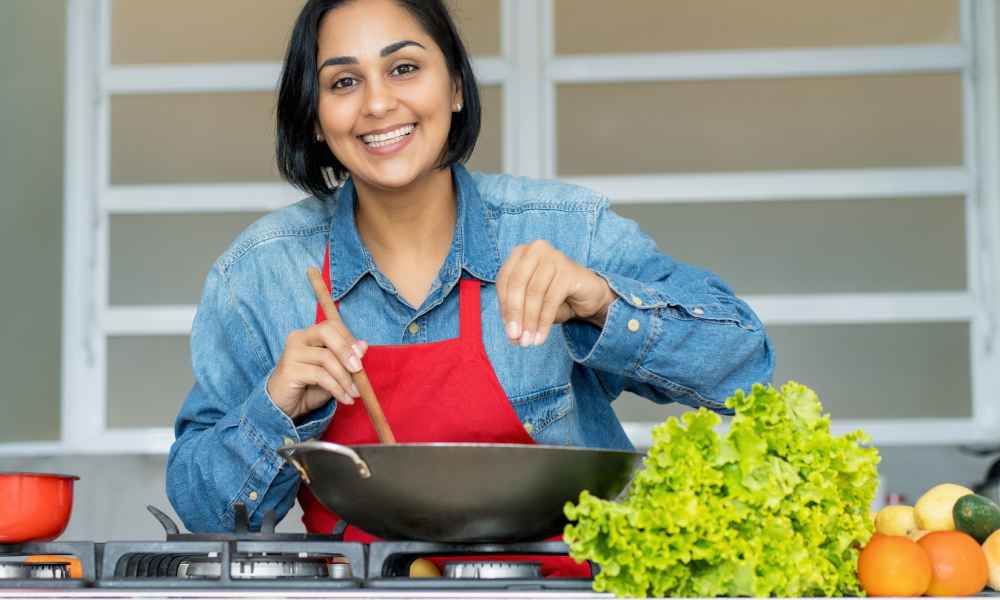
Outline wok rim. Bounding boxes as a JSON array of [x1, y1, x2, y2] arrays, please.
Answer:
[[286, 439, 644, 457]]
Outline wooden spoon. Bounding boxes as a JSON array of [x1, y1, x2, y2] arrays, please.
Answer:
[[307, 267, 397, 444]]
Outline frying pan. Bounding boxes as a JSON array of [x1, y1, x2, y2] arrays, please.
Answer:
[[0, 472, 78, 543], [277, 440, 642, 543]]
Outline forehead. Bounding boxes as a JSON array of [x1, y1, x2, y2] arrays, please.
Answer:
[[317, 0, 436, 58]]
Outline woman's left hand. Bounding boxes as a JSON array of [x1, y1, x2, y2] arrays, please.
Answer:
[[496, 240, 617, 347]]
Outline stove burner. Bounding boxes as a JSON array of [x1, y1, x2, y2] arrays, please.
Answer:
[[0, 561, 71, 580], [443, 560, 541, 579], [176, 554, 347, 580]]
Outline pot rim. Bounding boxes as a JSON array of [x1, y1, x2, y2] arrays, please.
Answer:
[[0, 472, 79, 481]]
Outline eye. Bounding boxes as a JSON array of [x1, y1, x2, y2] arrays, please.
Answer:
[[332, 76, 357, 90], [391, 63, 419, 77]]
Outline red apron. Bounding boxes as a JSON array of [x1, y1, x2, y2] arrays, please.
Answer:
[[298, 242, 589, 578]]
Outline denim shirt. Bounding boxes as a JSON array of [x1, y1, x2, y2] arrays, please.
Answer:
[[166, 164, 774, 533]]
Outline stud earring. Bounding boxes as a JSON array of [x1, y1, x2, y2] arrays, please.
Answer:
[[454, 102, 463, 112], [315, 132, 324, 142]]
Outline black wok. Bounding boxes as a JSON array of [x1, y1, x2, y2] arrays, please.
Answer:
[[277, 441, 642, 543]]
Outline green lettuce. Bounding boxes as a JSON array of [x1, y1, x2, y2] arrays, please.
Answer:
[[564, 381, 880, 598]]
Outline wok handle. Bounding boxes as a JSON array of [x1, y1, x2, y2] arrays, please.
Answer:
[[277, 440, 372, 480]]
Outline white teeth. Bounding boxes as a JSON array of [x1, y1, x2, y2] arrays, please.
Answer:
[[362, 124, 415, 147]]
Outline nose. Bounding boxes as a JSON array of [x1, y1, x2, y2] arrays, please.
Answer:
[[363, 77, 397, 118]]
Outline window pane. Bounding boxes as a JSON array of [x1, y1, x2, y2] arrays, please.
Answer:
[[467, 85, 502, 172], [613, 322, 971, 423], [112, 0, 501, 64], [769, 323, 971, 420], [107, 336, 190, 429], [555, 0, 958, 55], [110, 213, 265, 306], [111, 92, 280, 185], [111, 0, 302, 64], [448, 0, 502, 56], [612, 197, 966, 295], [557, 74, 962, 175]]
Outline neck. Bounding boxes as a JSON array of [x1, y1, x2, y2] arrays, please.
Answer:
[[352, 168, 457, 256]]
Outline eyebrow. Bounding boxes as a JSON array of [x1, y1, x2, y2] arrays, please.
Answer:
[[319, 40, 426, 70]]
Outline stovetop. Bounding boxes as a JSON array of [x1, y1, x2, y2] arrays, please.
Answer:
[[0, 504, 597, 593]]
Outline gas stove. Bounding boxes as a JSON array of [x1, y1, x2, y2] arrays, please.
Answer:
[[0, 504, 596, 593]]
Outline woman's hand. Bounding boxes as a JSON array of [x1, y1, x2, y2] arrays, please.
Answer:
[[496, 240, 617, 347], [267, 320, 368, 420]]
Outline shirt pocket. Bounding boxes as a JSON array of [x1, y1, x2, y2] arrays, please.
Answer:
[[508, 383, 579, 446]]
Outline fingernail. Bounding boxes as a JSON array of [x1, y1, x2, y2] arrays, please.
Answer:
[[358, 340, 368, 353], [350, 383, 359, 397], [520, 332, 533, 348], [352, 344, 364, 359], [348, 356, 362, 372], [507, 321, 521, 339], [534, 331, 546, 346], [341, 395, 355, 405]]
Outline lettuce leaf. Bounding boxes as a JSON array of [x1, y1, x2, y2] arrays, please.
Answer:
[[564, 381, 880, 598]]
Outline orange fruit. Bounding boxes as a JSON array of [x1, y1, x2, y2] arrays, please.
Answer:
[[918, 530, 989, 596], [857, 533, 932, 597]]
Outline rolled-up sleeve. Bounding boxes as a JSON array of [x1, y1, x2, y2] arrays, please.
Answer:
[[561, 200, 774, 411], [166, 263, 334, 532]]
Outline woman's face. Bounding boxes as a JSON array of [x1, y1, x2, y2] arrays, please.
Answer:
[[315, 0, 461, 191]]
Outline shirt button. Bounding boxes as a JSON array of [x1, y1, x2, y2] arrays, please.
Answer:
[[523, 421, 534, 434], [630, 295, 643, 306], [692, 307, 705, 316], [248, 490, 258, 502], [408, 323, 420, 335], [627, 319, 640, 332]]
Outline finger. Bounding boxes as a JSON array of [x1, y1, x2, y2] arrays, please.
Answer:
[[307, 317, 366, 363], [301, 364, 353, 405], [503, 248, 542, 342], [519, 260, 556, 348], [307, 322, 364, 370], [496, 245, 524, 339], [536, 274, 570, 346], [297, 346, 360, 399]]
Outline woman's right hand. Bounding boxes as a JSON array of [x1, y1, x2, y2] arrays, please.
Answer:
[[266, 319, 368, 420]]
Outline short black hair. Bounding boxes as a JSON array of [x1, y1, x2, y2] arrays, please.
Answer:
[[276, 0, 481, 198]]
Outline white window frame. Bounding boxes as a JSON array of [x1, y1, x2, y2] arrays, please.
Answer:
[[2, 0, 993, 456]]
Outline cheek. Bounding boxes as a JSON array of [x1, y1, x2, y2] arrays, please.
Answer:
[[317, 95, 358, 134]]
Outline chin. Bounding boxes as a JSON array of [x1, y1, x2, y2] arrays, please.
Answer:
[[358, 161, 437, 191]]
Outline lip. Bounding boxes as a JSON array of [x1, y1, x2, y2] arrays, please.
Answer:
[[358, 124, 416, 157]]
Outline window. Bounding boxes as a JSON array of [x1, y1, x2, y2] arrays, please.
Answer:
[[24, 0, 998, 455]]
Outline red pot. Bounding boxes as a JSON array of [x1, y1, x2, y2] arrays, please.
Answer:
[[0, 472, 78, 544]]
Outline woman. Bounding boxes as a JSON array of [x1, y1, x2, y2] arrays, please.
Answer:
[[167, 0, 773, 574]]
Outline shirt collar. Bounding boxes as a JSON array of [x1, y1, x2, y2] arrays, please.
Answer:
[[326, 164, 501, 300]]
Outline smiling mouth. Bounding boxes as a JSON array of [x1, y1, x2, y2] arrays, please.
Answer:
[[359, 124, 416, 148]]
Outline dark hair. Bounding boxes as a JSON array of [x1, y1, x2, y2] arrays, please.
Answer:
[[276, 0, 481, 198]]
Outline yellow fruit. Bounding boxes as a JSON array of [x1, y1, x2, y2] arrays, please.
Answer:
[[408, 558, 441, 578], [876, 505, 918, 537], [985, 529, 1000, 591], [914, 484, 975, 531]]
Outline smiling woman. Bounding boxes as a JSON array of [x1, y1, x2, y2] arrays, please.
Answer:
[[165, 0, 773, 576]]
